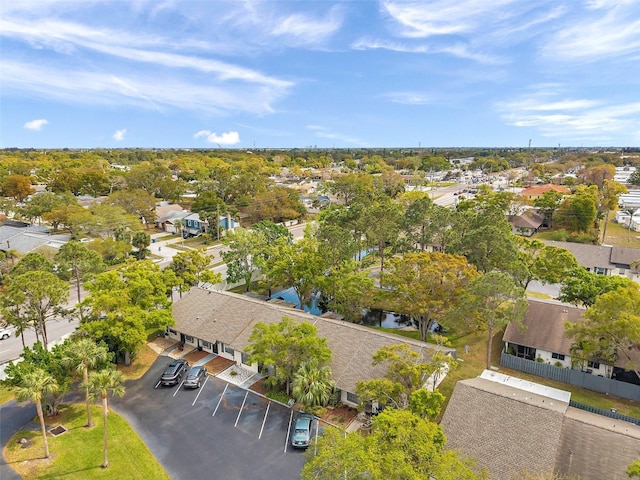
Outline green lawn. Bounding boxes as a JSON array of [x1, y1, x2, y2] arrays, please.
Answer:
[[4, 404, 169, 480]]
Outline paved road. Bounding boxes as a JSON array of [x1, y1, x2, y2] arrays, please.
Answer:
[[0, 400, 36, 480]]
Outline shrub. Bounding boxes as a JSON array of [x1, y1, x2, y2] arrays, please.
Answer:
[[265, 390, 291, 404]]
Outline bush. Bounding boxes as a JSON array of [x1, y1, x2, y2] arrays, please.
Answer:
[[265, 390, 291, 404]]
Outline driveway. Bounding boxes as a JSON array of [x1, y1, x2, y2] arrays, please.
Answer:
[[0, 400, 36, 480], [111, 356, 309, 479]]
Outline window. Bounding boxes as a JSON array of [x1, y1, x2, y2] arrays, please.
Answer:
[[185, 335, 194, 343], [224, 345, 235, 356], [241, 352, 250, 365], [619, 268, 626, 275], [346, 392, 358, 404], [168, 329, 177, 335], [200, 341, 211, 349], [588, 361, 600, 369], [594, 267, 607, 275], [551, 353, 565, 361]]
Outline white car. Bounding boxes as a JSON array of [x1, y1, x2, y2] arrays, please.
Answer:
[[0, 327, 12, 340]]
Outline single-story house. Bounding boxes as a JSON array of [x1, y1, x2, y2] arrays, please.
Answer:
[[503, 299, 640, 382], [156, 209, 237, 236], [0, 221, 68, 255], [520, 184, 571, 200], [509, 210, 545, 236], [441, 370, 640, 480], [168, 287, 456, 407]]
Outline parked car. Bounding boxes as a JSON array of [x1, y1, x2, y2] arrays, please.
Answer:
[[291, 413, 314, 448], [183, 365, 207, 389], [0, 327, 11, 340], [160, 359, 189, 386]]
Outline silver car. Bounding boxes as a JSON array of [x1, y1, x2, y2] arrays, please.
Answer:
[[0, 327, 11, 340], [183, 365, 207, 389]]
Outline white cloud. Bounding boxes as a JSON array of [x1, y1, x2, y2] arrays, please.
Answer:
[[24, 118, 48, 130], [113, 129, 126, 141], [193, 130, 241, 145], [305, 125, 367, 147], [498, 89, 640, 141]]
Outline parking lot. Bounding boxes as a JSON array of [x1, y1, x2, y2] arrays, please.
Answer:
[[112, 356, 318, 479]]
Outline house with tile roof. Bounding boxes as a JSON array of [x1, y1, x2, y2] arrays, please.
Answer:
[[441, 370, 640, 480], [520, 184, 571, 200], [168, 287, 456, 406]]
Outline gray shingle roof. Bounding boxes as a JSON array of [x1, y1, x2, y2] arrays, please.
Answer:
[[441, 375, 640, 480], [610, 245, 640, 268], [503, 299, 585, 356], [172, 287, 456, 393], [542, 240, 613, 270], [441, 377, 566, 480]]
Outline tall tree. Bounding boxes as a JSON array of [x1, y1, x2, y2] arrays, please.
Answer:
[[167, 249, 221, 296], [257, 234, 326, 310], [88, 368, 126, 469], [566, 284, 640, 378], [514, 238, 578, 289], [131, 231, 151, 260], [105, 189, 157, 229], [221, 228, 263, 291], [55, 241, 105, 303], [62, 338, 111, 427], [381, 252, 478, 341], [362, 199, 403, 277], [11, 252, 54, 276], [534, 190, 563, 228], [14, 369, 59, 459], [318, 260, 375, 322], [1, 271, 70, 350], [1, 174, 34, 201], [449, 272, 528, 369], [246, 317, 331, 395]]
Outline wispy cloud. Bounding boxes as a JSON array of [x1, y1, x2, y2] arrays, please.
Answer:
[[540, 2, 640, 62], [24, 118, 48, 130], [306, 125, 367, 147], [498, 88, 640, 142], [194, 130, 241, 145], [113, 129, 126, 141], [382, 92, 434, 105]]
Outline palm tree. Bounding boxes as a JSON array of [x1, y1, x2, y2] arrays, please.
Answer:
[[62, 339, 109, 427], [174, 218, 185, 247], [291, 358, 335, 409], [89, 368, 126, 469], [14, 369, 58, 459]]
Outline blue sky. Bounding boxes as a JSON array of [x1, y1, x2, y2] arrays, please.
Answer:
[[1, 0, 639, 149]]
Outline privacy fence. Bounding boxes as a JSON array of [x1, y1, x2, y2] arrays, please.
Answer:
[[500, 352, 640, 402]]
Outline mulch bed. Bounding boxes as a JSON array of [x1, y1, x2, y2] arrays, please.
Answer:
[[248, 378, 268, 395], [184, 349, 210, 364], [203, 356, 236, 374]]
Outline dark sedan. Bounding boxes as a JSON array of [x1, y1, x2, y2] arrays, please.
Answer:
[[183, 365, 207, 389]]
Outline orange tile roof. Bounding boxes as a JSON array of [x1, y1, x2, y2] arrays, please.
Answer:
[[521, 184, 571, 196]]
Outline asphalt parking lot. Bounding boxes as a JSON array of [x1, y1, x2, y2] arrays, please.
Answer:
[[112, 356, 314, 479]]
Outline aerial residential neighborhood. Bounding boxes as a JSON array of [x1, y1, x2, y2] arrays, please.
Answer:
[[2, 2, 640, 479]]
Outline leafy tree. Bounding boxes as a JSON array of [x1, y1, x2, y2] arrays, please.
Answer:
[[1, 271, 70, 350], [555, 187, 598, 233], [301, 409, 485, 480], [362, 199, 403, 276], [221, 228, 263, 291], [246, 317, 331, 395], [599, 179, 627, 242], [245, 186, 306, 223], [558, 267, 633, 307], [314, 222, 358, 267], [318, 260, 374, 322], [43, 203, 85, 232], [257, 234, 326, 310], [566, 284, 640, 378], [62, 338, 111, 427], [88, 237, 132, 265], [514, 238, 578, 289], [628, 460, 640, 478], [80, 260, 174, 365], [381, 252, 479, 341], [88, 368, 126, 469], [167, 249, 221, 296], [356, 343, 454, 410], [291, 357, 335, 409], [20, 191, 76, 225], [131, 231, 151, 259], [251, 220, 293, 244], [105, 189, 156, 229], [11, 252, 54, 276], [14, 369, 58, 459], [327, 173, 376, 206], [449, 272, 528, 369], [534, 190, 563, 228], [55, 241, 105, 303], [1, 174, 34, 201], [3, 342, 73, 416]]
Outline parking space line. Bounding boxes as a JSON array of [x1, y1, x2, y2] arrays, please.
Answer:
[[192, 376, 209, 406], [234, 391, 249, 427], [212, 383, 228, 417], [154, 380, 161, 389], [172, 380, 185, 397], [284, 409, 294, 453], [314, 419, 319, 456], [258, 401, 270, 440]]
